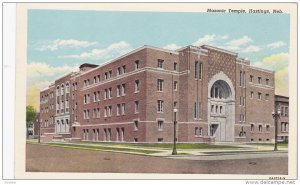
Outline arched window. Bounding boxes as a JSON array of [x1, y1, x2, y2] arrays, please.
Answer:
[[66, 82, 70, 93], [56, 86, 60, 95], [61, 84, 64, 95]]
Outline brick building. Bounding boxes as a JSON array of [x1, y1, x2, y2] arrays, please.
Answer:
[[275, 95, 289, 142], [39, 45, 276, 143]]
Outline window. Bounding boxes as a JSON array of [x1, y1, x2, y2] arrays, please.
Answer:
[[117, 67, 121, 76], [258, 92, 262, 100], [240, 114, 245, 122], [104, 89, 108, 99], [266, 78, 269, 85], [134, 120, 138, 130], [284, 107, 288, 117], [266, 125, 270, 132], [285, 123, 288, 132], [122, 65, 126, 74], [240, 71, 243, 86], [173, 101, 177, 109], [158, 120, 164, 130], [93, 92, 97, 102], [157, 79, 164, 91], [109, 70, 112, 78], [265, 94, 269, 100], [105, 72, 108, 80], [250, 91, 254, 99], [157, 59, 164, 69], [194, 127, 198, 135], [174, 62, 177, 71], [94, 76, 96, 83], [97, 75, 100, 82], [195, 61, 203, 79], [104, 107, 107, 117], [258, 77, 262, 84], [220, 106, 223, 114], [97, 91, 100, 101], [135, 60, 140, 70], [157, 100, 164, 112], [121, 103, 126, 115], [195, 127, 203, 136], [96, 108, 100, 118], [108, 106, 112, 117], [135, 101, 139, 113], [258, 125, 262, 132], [135, 80, 140, 92], [108, 88, 112, 99], [117, 104, 121, 116], [173, 81, 178, 91], [194, 102, 202, 119], [251, 124, 254, 132], [250, 75, 254, 82], [117, 85, 121, 97], [93, 108, 96, 118], [121, 84, 126, 96], [211, 105, 214, 113]]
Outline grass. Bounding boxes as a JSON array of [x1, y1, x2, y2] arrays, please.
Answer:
[[77, 141, 241, 149], [27, 141, 160, 154]]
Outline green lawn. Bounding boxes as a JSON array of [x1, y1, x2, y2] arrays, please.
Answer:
[[77, 141, 242, 149], [27, 142, 160, 154]]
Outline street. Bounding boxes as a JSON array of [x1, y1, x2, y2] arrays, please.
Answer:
[[26, 144, 288, 174]]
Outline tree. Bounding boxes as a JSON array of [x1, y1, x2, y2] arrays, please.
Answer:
[[26, 105, 36, 123], [26, 105, 36, 139]]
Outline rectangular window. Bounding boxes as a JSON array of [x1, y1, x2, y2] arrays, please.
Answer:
[[93, 92, 96, 102], [104, 107, 107, 117], [121, 84, 126, 96], [94, 76, 96, 84], [135, 60, 139, 70], [250, 91, 254, 99], [97, 75, 100, 82], [93, 108, 96, 118], [174, 62, 177, 71], [240, 71, 243, 86], [258, 77, 262, 84], [157, 79, 164, 91], [194, 102, 202, 119], [122, 65, 126, 74], [117, 67, 121, 76], [135, 101, 139, 113], [250, 75, 254, 82], [157, 59, 164, 68], [199, 62, 203, 79], [266, 125, 270, 132], [258, 92, 262, 100], [157, 100, 164, 112], [104, 89, 108, 99], [284, 107, 288, 117], [194, 127, 198, 136], [158, 120, 164, 130], [117, 85, 121, 97], [117, 104, 121, 116], [173, 101, 177, 109], [266, 78, 269, 85], [251, 124, 254, 132], [259, 125, 262, 132], [97, 108, 100, 118], [173, 81, 178, 91], [265, 94, 269, 100], [134, 120, 139, 130], [121, 103, 126, 115], [105, 72, 108, 80], [109, 88, 112, 99], [108, 106, 112, 117], [109, 70, 112, 78], [135, 80, 140, 92], [86, 109, 90, 119], [97, 91, 100, 101]]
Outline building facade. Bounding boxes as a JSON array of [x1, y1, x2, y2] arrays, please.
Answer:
[[275, 95, 289, 142], [39, 45, 276, 143]]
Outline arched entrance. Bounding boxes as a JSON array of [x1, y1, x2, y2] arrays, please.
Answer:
[[208, 72, 235, 142]]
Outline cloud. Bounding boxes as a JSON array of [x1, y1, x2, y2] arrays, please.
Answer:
[[266, 41, 286, 49], [36, 39, 97, 51], [163, 43, 181, 50], [253, 52, 289, 96], [223, 36, 253, 51], [59, 41, 133, 60], [241, 45, 261, 53], [27, 62, 79, 110], [192, 34, 228, 46]]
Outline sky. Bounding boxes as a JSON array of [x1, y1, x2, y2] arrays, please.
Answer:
[[27, 10, 290, 110]]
